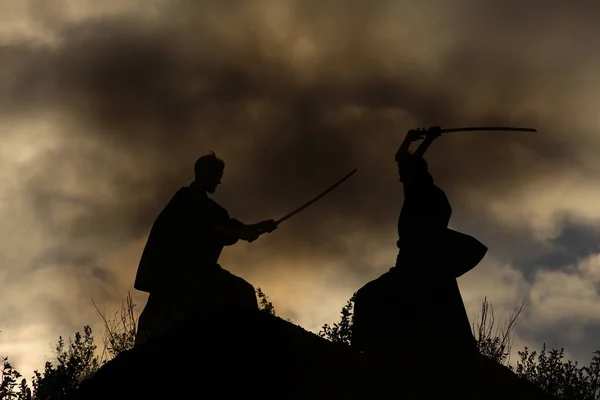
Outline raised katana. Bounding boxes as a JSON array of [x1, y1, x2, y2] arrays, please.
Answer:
[[413, 126, 537, 139], [275, 168, 358, 225], [403, 126, 538, 158]]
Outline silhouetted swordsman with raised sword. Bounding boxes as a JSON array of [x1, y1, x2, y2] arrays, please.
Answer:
[[352, 127, 488, 357], [351, 126, 535, 394], [134, 152, 278, 347]]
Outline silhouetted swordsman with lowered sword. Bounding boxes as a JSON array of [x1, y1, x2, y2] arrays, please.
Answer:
[[134, 151, 358, 347], [134, 152, 278, 347], [351, 126, 536, 395]]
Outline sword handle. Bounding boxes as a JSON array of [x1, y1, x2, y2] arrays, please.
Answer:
[[396, 127, 441, 160], [413, 126, 442, 139], [414, 127, 441, 157]]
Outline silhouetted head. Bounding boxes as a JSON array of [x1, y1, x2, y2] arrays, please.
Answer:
[[397, 154, 432, 184], [194, 151, 225, 193]]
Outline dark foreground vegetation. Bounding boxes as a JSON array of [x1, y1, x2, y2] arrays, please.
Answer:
[[1, 290, 598, 399]]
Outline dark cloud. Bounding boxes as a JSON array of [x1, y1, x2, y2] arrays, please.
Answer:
[[4, 0, 600, 281], [516, 219, 600, 280]]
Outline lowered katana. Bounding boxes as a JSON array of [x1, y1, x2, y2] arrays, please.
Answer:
[[274, 168, 358, 226]]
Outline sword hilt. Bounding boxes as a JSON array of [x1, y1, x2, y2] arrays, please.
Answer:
[[411, 126, 442, 140]]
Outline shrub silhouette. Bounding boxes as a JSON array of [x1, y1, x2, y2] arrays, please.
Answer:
[[318, 293, 355, 346], [256, 287, 276, 316], [513, 345, 600, 400], [91, 292, 138, 362], [0, 287, 279, 400], [1, 326, 101, 400], [1, 357, 31, 400], [472, 297, 526, 366]]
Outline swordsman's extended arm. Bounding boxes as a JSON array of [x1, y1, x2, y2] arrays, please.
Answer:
[[213, 219, 277, 244]]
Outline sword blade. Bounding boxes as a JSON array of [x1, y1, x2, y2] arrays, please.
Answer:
[[275, 168, 358, 225], [439, 126, 537, 134]]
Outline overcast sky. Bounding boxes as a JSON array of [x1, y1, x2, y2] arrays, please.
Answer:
[[2, 0, 600, 379]]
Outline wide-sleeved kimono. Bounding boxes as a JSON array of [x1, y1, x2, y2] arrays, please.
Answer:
[[134, 185, 258, 346], [352, 155, 487, 359]]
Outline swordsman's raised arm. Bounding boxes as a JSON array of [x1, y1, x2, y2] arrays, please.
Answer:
[[413, 127, 441, 158], [395, 127, 442, 162], [395, 129, 422, 161]]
